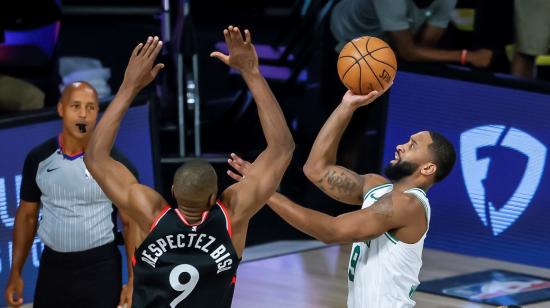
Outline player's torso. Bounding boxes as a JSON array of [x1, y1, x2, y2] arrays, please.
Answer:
[[133, 202, 239, 308], [347, 184, 430, 308]]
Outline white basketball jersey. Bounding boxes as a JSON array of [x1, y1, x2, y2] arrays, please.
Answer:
[[347, 184, 431, 308]]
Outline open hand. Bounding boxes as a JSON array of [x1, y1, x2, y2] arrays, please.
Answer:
[[210, 26, 259, 75], [226, 153, 252, 182], [341, 86, 388, 110], [122, 36, 165, 91]]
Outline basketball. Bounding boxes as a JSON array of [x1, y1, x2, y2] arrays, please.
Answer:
[[337, 36, 397, 95]]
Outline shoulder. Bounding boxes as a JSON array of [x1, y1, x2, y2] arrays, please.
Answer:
[[391, 191, 425, 216], [26, 137, 58, 162], [361, 173, 390, 196]]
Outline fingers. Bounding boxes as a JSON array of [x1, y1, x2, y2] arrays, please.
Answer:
[[222, 28, 231, 46], [244, 29, 252, 44], [227, 25, 244, 44], [141, 36, 154, 57], [149, 39, 163, 61], [210, 51, 229, 64], [230, 26, 244, 43], [117, 290, 125, 308], [151, 63, 165, 77], [117, 286, 131, 308], [226, 170, 243, 182], [230, 153, 248, 166], [132, 43, 144, 57], [145, 36, 160, 58], [6, 291, 23, 306]]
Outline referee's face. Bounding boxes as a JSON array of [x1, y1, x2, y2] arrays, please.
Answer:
[[58, 83, 99, 140]]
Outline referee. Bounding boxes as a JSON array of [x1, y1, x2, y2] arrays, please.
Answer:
[[5, 81, 137, 308]]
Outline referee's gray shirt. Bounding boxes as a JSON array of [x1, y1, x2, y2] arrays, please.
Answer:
[[20, 135, 137, 252]]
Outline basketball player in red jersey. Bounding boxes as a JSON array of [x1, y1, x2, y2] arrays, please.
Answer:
[[84, 26, 294, 307]]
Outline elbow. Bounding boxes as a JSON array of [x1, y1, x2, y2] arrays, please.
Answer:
[[282, 140, 296, 155], [320, 235, 338, 244], [303, 161, 325, 183], [319, 231, 346, 244], [274, 140, 295, 162]]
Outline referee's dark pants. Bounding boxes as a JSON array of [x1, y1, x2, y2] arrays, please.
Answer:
[[33, 242, 122, 308]]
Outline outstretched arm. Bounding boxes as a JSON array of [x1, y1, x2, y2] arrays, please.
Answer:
[[211, 26, 294, 255], [227, 154, 420, 244], [84, 36, 165, 231], [303, 91, 388, 205]]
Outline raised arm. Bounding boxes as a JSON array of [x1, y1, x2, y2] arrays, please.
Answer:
[[210, 26, 294, 253], [84, 36, 165, 231], [303, 91, 388, 205]]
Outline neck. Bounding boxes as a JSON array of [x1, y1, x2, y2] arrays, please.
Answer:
[[60, 131, 88, 155], [177, 203, 210, 224], [392, 176, 431, 193]]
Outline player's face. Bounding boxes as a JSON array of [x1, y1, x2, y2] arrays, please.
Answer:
[[58, 86, 99, 139], [384, 131, 434, 181]]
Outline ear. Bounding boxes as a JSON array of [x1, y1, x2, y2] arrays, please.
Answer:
[[57, 102, 63, 117], [208, 193, 217, 207], [421, 162, 437, 177], [171, 185, 175, 198]]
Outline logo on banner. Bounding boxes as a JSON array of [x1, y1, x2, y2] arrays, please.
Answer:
[[460, 125, 547, 236]]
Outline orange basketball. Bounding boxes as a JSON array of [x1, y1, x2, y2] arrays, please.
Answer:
[[337, 36, 397, 95]]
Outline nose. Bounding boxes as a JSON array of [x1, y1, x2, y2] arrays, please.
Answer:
[[396, 144, 404, 152], [78, 107, 87, 118]]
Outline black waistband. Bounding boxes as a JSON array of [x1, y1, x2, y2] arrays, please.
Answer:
[[43, 242, 120, 266]]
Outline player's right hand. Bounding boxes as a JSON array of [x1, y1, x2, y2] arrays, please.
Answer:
[[341, 89, 382, 110], [122, 36, 165, 91], [5, 273, 24, 307], [227, 153, 252, 182]]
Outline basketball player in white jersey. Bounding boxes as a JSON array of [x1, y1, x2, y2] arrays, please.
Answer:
[[226, 89, 456, 307]]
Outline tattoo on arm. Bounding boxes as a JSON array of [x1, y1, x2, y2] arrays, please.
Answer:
[[371, 195, 394, 218], [319, 170, 360, 194]]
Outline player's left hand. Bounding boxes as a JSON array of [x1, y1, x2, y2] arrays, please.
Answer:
[[117, 283, 133, 308], [226, 153, 252, 182], [210, 26, 259, 75], [122, 36, 165, 92]]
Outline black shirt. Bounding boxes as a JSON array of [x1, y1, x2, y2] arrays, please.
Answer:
[[133, 200, 240, 308]]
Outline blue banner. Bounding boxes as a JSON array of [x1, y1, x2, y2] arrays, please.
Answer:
[[383, 72, 550, 268]]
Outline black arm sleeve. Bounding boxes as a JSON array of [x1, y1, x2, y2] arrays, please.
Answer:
[[20, 149, 41, 203]]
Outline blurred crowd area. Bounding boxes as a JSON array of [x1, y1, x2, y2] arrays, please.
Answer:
[[2, 0, 550, 244]]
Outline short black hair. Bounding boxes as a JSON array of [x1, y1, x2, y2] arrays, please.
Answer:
[[428, 131, 456, 182], [173, 160, 218, 204]]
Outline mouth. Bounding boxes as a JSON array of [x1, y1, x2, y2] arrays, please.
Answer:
[[76, 123, 88, 133], [390, 152, 400, 164]]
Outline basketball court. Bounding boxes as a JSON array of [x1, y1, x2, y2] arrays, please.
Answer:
[[232, 241, 550, 308]]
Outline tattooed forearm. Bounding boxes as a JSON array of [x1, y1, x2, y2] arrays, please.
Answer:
[[320, 170, 360, 194], [371, 195, 394, 217]]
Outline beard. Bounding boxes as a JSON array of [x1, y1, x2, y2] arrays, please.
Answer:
[[383, 160, 419, 182]]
